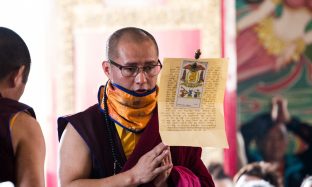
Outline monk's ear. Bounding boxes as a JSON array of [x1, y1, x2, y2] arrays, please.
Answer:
[[102, 61, 111, 78], [8, 65, 25, 88]]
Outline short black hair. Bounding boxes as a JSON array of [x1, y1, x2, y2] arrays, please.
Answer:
[[0, 27, 31, 83], [106, 27, 159, 60]]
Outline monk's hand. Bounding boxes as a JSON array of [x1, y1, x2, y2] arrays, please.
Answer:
[[153, 146, 173, 187], [130, 143, 171, 185], [271, 96, 290, 123]]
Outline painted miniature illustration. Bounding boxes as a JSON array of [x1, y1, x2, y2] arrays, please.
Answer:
[[175, 60, 208, 108]]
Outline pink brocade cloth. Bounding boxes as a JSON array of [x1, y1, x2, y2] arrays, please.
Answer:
[[171, 166, 201, 187]]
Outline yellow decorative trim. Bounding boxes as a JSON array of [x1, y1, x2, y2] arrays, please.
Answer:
[[254, 18, 306, 62], [293, 38, 306, 61], [255, 18, 285, 56], [9, 113, 20, 129]]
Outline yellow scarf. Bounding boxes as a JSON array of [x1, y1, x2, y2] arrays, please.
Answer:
[[100, 81, 158, 133]]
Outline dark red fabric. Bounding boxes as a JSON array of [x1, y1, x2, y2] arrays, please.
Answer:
[[122, 111, 215, 187], [58, 105, 124, 178], [0, 98, 35, 184], [58, 104, 214, 186]]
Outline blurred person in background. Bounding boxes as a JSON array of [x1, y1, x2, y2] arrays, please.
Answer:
[[233, 161, 282, 187], [240, 96, 312, 187]]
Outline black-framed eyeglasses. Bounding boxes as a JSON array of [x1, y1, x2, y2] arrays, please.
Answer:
[[109, 59, 162, 77]]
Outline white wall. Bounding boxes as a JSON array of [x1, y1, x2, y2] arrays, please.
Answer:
[[0, 0, 53, 123], [0, 0, 57, 185]]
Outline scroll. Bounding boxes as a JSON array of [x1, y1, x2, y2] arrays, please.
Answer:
[[158, 57, 228, 148]]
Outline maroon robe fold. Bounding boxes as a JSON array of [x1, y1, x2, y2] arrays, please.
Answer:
[[0, 98, 36, 184], [58, 104, 214, 187]]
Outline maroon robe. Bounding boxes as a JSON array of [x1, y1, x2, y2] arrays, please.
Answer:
[[58, 104, 214, 187], [0, 98, 36, 184]]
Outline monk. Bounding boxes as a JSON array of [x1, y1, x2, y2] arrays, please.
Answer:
[[58, 27, 214, 187], [0, 27, 45, 186]]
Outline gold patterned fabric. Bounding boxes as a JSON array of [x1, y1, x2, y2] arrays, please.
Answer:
[[254, 17, 306, 61], [99, 81, 158, 133]]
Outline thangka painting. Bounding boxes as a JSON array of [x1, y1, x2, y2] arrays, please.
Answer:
[[175, 60, 207, 108], [236, 0, 312, 160], [236, 0, 312, 124]]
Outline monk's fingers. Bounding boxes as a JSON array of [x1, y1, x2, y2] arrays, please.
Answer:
[[162, 147, 171, 165], [163, 154, 169, 166], [153, 164, 172, 176], [146, 142, 168, 159], [152, 148, 169, 165], [167, 147, 172, 164]]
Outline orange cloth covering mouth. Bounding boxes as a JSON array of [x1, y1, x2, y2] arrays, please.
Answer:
[[99, 81, 158, 133]]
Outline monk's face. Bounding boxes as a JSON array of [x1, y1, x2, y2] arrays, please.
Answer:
[[105, 39, 159, 93]]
